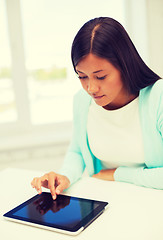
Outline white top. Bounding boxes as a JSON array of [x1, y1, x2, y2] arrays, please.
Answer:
[[87, 98, 145, 169]]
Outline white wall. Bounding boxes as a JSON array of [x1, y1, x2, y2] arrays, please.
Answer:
[[124, 0, 163, 77], [146, 0, 163, 77], [124, 0, 149, 64]]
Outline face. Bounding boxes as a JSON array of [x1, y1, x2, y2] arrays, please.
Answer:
[[76, 53, 133, 110]]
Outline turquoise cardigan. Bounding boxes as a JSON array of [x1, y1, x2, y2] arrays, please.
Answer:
[[60, 80, 163, 190]]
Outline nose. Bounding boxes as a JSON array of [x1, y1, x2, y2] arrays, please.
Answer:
[[87, 80, 99, 94]]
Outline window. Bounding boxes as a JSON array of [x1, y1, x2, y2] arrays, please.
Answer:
[[0, 0, 17, 124], [21, 0, 125, 125], [0, 0, 125, 149]]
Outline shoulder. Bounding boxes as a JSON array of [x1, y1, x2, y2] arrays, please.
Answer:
[[72, 89, 92, 121], [150, 79, 163, 96], [139, 79, 163, 118], [141, 79, 163, 94], [140, 79, 163, 103]]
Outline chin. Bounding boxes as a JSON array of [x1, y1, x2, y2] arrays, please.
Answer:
[[95, 101, 109, 107]]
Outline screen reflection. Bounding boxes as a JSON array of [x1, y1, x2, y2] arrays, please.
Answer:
[[13, 193, 95, 228]]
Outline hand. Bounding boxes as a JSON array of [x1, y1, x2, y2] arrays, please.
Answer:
[[31, 172, 70, 200], [92, 169, 116, 181]]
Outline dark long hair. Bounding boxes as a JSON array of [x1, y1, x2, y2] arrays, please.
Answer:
[[71, 17, 161, 94]]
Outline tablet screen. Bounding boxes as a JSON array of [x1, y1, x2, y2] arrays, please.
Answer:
[[4, 192, 108, 235]]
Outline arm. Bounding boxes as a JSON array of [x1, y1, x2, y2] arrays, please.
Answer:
[[93, 169, 116, 181], [92, 166, 163, 190], [58, 141, 86, 185], [59, 91, 86, 185], [114, 166, 163, 190], [31, 92, 86, 198]]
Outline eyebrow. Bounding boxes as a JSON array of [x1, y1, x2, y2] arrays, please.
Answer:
[[76, 70, 104, 74]]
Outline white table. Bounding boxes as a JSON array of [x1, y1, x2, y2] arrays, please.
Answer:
[[0, 168, 163, 240]]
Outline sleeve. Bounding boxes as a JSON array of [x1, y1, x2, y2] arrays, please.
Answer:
[[59, 137, 86, 185], [58, 93, 86, 185], [114, 166, 163, 190], [115, 83, 163, 190], [157, 87, 163, 137]]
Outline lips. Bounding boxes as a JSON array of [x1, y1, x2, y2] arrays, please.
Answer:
[[93, 95, 104, 99]]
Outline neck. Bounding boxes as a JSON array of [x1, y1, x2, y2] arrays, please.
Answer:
[[103, 93, 139, 111]]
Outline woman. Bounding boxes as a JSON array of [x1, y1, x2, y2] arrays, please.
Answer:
[[31, 17, 163, 200]]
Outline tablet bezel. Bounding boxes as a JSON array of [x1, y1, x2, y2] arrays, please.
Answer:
[[3, 192, 108, 235]]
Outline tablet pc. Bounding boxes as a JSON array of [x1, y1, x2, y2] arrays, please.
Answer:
[[3, 192, 108, 235]]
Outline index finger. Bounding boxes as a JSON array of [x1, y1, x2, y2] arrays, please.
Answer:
[[48, 172, 56, 200]]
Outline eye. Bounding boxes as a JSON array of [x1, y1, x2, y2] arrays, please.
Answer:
[[96, 75, 107, 80], [78, 76, 88, 80]]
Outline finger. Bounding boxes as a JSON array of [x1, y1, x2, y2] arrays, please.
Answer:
[[36, 178, 42, 194], [48, 172, 56, 200], [31, 177, 43, 194], [31, 177, 39, 190], [36, 174, 49, 194], [55, 176, 70, 195], [31, 177, 37, 188], [40, 174, 49, 188]]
